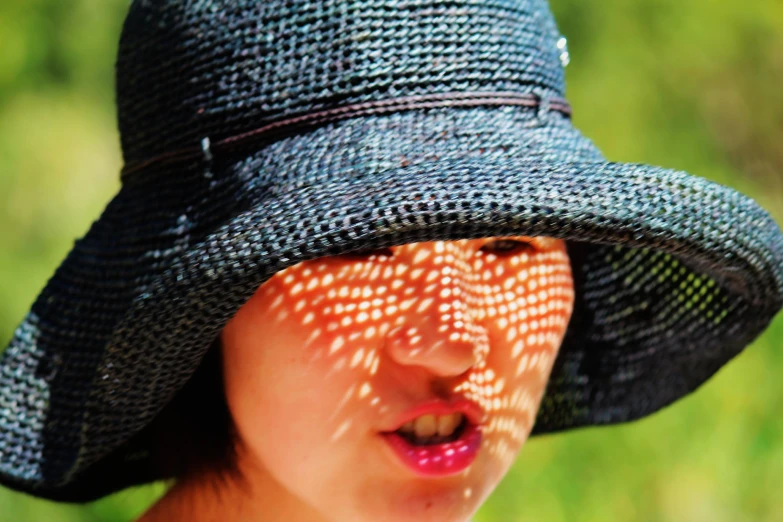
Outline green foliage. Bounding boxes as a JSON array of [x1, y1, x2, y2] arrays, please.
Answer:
[[1, 0, 781, 520]]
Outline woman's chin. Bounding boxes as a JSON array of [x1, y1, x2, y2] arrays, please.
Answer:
[[349, 477, 486, 522], [346, 436, 505, 522]]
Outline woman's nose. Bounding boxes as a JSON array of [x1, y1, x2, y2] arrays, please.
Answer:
[[383, 244, 487, 378]]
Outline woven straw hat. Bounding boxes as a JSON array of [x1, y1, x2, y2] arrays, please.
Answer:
[[1, 0, 781, 502]]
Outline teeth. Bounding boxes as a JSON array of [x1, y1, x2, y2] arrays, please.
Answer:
[[399, 413, 465, 439], [437, 413, 461, 437], [414, 414, 438, 438]]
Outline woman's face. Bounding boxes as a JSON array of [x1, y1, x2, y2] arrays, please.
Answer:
[[222, 237, 574, 522]]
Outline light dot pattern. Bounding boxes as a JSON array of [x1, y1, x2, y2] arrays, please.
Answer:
[[591, 246, 734, 336], [257, 236, 574, 469]]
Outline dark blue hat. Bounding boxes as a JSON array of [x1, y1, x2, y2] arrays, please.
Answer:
[[1, 0, 781, 501]]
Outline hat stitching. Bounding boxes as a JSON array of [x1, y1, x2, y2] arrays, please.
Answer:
[[120, 91, 572, 179]]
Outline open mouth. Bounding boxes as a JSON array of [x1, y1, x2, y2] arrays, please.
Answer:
[[394, 413, 468, 446], [380, 412, 482, 476]]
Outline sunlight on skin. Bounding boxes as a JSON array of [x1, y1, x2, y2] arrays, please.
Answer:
[[219, 237, 574, 522]]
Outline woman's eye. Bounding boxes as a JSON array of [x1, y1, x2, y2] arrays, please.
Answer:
[[340, 247, 394, 260], [480, 239, 534, 256]]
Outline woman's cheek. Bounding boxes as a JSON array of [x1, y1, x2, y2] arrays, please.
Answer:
[[222, 324, 354, 486], [243, 260, 418, 436], [227, 282, 390, 453]]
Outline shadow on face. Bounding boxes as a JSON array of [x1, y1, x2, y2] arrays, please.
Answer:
[[220, 237, 574, 521]]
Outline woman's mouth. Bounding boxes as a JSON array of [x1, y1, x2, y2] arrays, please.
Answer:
[[380, 412, 482, 476]]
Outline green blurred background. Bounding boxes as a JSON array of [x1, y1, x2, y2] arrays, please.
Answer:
[[0, 0, 781, 520]]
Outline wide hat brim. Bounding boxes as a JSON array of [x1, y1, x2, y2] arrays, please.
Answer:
[[1, 104, 782, 501]]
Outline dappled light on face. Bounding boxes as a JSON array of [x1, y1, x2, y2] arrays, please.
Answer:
[[255, 236, 574, 469], [454, 245, 574, 464]]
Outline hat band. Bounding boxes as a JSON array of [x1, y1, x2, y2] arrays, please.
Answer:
[[120, 91, 571, 179]]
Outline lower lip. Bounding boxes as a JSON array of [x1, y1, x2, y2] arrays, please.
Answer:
[[380, 423, 482, 477]]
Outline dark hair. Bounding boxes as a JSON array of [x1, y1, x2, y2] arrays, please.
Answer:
[[145, 336, 241, 485]]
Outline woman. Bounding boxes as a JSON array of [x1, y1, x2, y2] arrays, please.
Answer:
[[0, 0, 781, 521], [140, 237, 575, 521]]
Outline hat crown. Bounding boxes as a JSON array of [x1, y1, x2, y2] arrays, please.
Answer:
[[116, 0, 567, 166]]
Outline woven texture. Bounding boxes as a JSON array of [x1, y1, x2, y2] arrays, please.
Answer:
[[1, 0, 782, 502]]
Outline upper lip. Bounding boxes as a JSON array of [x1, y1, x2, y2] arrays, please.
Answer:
[[381, 398, 486, 433]]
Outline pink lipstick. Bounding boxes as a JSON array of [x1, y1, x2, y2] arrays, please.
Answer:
[[379, 399, 484, 476]]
